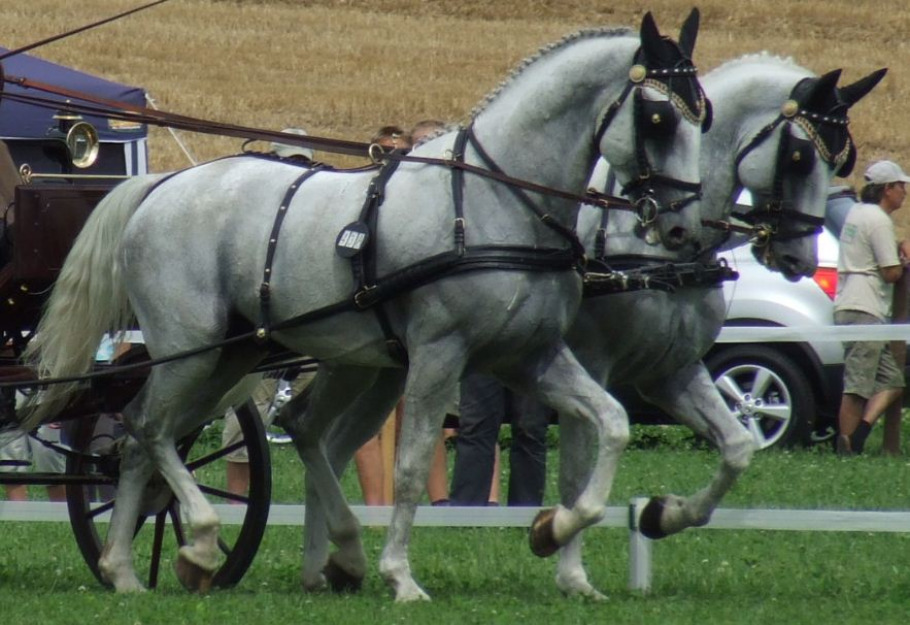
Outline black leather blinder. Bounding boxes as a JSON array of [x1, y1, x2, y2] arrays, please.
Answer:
[[783, 134, 817, 176], [638, 98, 679, 140]]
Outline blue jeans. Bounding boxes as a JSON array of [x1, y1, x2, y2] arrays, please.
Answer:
[[450, 373, 551, 506]]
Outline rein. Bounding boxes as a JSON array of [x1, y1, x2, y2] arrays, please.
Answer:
[[0, 76, 638, 217]]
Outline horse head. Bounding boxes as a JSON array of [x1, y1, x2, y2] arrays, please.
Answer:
[[595, 8, 710, 253], [734, 66, 886, 280]]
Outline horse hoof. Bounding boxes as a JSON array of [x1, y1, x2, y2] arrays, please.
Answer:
[[528, 507, 561, 558], [324, 556, 363, 593], [175, 554, 214, 593], [638, 496, 668, 540]]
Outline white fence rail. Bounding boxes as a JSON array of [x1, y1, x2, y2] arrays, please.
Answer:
[[5, 499, 910, 592]]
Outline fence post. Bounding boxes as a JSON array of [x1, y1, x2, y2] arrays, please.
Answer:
[[628, 497, 652, 593], [884, 271, 908, 455]]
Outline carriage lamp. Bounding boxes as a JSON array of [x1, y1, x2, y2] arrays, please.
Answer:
[[49, 107, 101, 169]]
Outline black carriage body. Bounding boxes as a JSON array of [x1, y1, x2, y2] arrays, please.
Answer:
[[1, 183, 112, 335]]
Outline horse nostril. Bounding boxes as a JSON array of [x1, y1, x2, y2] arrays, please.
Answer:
[[663, 226, 688, 250]]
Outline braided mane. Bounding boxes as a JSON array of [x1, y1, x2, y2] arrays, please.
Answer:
[[469, 27, 633, 121]]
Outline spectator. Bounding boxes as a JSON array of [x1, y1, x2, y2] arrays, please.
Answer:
[[223, 368, 313, 497], [835, 160, 910, 455], [409, 119, 446, 146], [371, 125, 412, 152], [270, 127, 315, 163], [1, 419, 68, 502], [450, 373, 552, 506]]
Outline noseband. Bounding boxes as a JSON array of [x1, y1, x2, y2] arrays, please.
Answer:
[[593, 56, 710, 227]]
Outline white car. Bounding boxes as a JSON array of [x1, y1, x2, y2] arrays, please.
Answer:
[[620, 187, 855, 449]]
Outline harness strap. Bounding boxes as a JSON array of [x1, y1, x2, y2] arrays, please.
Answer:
[[593, 168, 619, 259], [583, 257, 738, 297], [353, 246, 580, 310], [257, 166, 324, 341], [353, 157, 408, 363], [450, 129, 470, 255], [463, 126, 588, 264]]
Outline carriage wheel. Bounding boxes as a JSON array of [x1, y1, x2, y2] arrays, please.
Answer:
[[65, 399, 271, 590]]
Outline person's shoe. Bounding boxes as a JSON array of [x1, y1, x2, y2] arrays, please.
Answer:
[[266, 431, 293, 444], [836, 434, 853, 456]]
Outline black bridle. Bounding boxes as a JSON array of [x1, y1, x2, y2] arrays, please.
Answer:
[[593, 52, 711, 227], [729, 90, 854, 246]]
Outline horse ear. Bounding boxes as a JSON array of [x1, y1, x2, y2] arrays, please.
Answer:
[[639, 11, 661, 51], [814, 69, 843, 96], [839, 68, 888, 108], [677, 8, 700, 59], [799, 69, 841, 108]]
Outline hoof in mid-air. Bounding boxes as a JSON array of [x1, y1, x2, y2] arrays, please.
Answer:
[[529, 507, 561, 557], [638, 496, 669, 540]]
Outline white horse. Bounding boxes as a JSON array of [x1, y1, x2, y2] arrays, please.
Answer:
[[305, 55, 885, 599], [21, 11, 709, 599], [553, 55, 885, 598]]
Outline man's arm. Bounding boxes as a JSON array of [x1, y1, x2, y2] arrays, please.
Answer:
[[880, 264, 903, 283]]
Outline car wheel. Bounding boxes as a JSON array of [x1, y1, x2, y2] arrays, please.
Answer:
[[705, 345, 815, 449]]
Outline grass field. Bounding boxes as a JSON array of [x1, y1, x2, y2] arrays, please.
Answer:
[[3, 424, 910, 623]]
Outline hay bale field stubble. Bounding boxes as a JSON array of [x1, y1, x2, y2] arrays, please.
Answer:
[[2, 0, 909, 231]]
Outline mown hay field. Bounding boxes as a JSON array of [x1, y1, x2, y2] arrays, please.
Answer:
[[3, 1, 910, 224]]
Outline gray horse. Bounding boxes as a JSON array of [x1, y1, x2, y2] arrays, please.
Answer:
[[304, 55, 884, 599], [21, 12, 708, 599], [555, 54, 884, 598]]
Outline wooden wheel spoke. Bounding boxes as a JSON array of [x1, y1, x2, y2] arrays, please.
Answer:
[[168, 500, 187, 547], [199, 482, 248, 504], [148, 509, 168, 589], [217, 535, 232, 557]]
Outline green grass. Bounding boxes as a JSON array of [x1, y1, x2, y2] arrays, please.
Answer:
[[3, 420, 910, 623]]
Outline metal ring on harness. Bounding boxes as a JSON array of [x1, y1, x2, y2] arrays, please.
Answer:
[[750, 226, 775, 248], [368, 143, 386, 164], [634, 195, 660, 227]]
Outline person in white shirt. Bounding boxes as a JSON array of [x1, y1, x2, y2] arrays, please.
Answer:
[[834, 160, 910, 454]]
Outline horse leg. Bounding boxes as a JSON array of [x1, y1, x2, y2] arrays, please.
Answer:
[[635, 362, 756, 538], [119, 345, 263, 592], [379, 349, 460, 602], [504, 342, 629, 557], [280, 364, 384, 592], [553, 415, 607, 600], [289, 368, 406, 593], [98, 435, 155, 592]]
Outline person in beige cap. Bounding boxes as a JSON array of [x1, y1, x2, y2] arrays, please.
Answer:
[[834, 160, 910, 454], [270, 127, 314, 162]]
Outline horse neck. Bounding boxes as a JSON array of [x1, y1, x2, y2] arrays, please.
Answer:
[[469, 35, 638, 234]]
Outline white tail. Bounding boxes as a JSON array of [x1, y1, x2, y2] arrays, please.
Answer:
[[21, 174, 169, 430]]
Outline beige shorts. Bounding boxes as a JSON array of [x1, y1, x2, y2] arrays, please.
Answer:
[[835, 310, 905, 399], [221, 369, 314, 462], [0, 424, 68, 473]]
